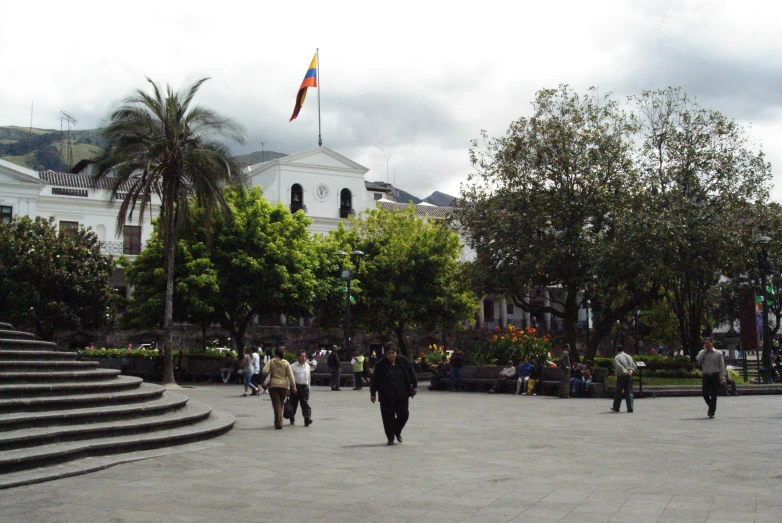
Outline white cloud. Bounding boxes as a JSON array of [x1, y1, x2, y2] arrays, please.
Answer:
[[1, 0, 780, 200]]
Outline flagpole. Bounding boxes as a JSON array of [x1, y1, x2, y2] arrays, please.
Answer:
[[317, 48, 322, 147]]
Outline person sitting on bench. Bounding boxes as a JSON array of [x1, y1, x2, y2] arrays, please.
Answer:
[[489, 360, 516, 393], [515, 358, 534, 395], [429, 356, 450, 390]]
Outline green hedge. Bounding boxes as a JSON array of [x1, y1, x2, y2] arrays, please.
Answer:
[[79, 348, 237, 360], [594, 355, 694, 373]]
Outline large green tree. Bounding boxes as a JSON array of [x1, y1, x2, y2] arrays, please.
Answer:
[[124, 187, 319, 352], [94, 77, 245, 384], [332, 206, 477, 356], [0, 217, 116, 340], [459, 85, 640, 350], [634, 87, 771, 359]]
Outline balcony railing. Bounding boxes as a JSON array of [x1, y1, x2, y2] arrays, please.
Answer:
[[100, 241, 147, 256]]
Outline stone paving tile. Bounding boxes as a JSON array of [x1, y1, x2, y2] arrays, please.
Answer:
[[5, 387, 782, 523]]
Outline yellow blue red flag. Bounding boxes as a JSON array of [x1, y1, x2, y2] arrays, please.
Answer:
[[290, 54, 318, 122]]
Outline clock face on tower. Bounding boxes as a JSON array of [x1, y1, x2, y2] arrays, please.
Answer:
[[314, 184, 330, 201]]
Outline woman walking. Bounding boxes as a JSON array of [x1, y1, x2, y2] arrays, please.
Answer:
[[241, 347, 260, 397], [262, 348, 297, 429]]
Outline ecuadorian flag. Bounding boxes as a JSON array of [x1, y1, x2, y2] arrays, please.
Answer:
[[290, 54, 318, 122]]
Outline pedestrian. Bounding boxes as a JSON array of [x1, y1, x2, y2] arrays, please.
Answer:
[[240, 347, 260, 397], [290, 350, 313, 427], [449, 347, 465, 392], [220, 354, 235, 384], [696, 337, 726, 418], [489, 360, 516, 393], [251, 347, 262, 394], [307, 352, 318, 371], [262, 347, 296, 430], [370, 343, 417, 445], [351, 351, 365, 390], [515, 358, 534, 395], [611, 345, 637, 413], [328, 347, 341, 391]]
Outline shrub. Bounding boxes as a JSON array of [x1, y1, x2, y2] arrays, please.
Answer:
[[463, 326, 551, 365]]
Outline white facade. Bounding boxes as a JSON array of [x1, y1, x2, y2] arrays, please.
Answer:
[[245, 147, 383, 234], [0, 158, 160, 294]]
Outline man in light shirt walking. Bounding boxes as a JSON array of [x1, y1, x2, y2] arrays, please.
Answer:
[[696, 338, 726, 418], [611, 345, 637, 413], [290, 350, 313, 426]]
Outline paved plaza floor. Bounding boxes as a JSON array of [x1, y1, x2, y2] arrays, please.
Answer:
[[3, 385, 782, 522]]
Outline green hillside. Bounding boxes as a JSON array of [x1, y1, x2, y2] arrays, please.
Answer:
[[0, 126, 105, 172]]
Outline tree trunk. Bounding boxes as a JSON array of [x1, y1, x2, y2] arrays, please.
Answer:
[[394, 324, 408, 356], [161, 201, 177, 386]]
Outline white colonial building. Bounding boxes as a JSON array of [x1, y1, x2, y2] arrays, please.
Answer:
[[2, 147, 577, 333]]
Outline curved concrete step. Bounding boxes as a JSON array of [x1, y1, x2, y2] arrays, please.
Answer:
[[0, 330, 35, 340], [0, 360, 100, 371], [0, 368, 121, 383], [0, 400, 209, 451], [0, 375, 143, 398], [0, 406, 235, 477], [0, 323, 12, 330], [0, 382, 164, 413], [0, 339, 59, 351], [0, 391, 189, 431], [0, 350, 78, 361]]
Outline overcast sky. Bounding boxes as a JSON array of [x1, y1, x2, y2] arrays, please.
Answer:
[[2, 0, 781, 200]]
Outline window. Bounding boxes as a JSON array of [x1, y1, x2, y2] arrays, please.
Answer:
[[373, 193, 382, 201], [52, 188, 88, 197], [0, 206, 11, 224], [290, 184, 304, 213], [123, 225, 142, 255], [484, 300, 495, 321], [507, 303, 514, 315], [339, 188, 353, 218], [59, 221, 79, 239]]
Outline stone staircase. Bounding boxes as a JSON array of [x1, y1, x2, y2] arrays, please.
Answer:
[[0, 322, 235, 489]]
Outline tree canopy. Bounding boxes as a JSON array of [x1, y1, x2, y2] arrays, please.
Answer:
[[0, 216, 116, 340], [329, 206, 478, 355]]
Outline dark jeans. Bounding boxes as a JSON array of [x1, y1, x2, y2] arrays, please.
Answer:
[[354, 371, 363, 389], [612, 375, 634, 411], [329, 367, 340, 390], [290, 385, 311, 422], [380, 398, 409, 440], [492, 377, 510, 392], [450, 367, 464, 391], [702, 372, 720, 414]]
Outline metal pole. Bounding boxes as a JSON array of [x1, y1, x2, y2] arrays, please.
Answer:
[[345, 274, 351, 357], [762, 250, 772, 383], [316, 48, 322, 147]]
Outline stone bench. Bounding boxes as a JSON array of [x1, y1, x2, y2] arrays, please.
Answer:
[[311, 360, 359, 387]]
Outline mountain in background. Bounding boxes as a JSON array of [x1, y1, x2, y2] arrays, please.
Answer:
[[233, 150, 288, 166], [422, 191, 456, 206], [0, 126, 104, 172]]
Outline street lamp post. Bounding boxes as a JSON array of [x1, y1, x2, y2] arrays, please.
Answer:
[[756, 236, 773, 383], [335, 250, 364, 358]]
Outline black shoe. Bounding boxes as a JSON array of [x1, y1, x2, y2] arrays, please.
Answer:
[[305, 419, 312, 427], [387, 439, 395, 446], [610, 408, 620, 412], [395, 433, 403, 443], [627, 409, 633, 413], [290, 418, 295, 425]]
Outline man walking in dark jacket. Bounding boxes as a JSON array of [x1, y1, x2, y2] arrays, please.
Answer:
[[328, 348, 341, 391], [370, 343, 418, 445]]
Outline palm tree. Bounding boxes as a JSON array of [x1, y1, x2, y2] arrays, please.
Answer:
[[94, 78, 246, 385]]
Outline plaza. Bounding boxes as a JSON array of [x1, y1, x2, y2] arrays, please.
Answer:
[[3, 385, 780, 523]]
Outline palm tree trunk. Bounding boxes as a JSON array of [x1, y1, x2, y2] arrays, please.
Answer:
[[162, 203, 177, 385]]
